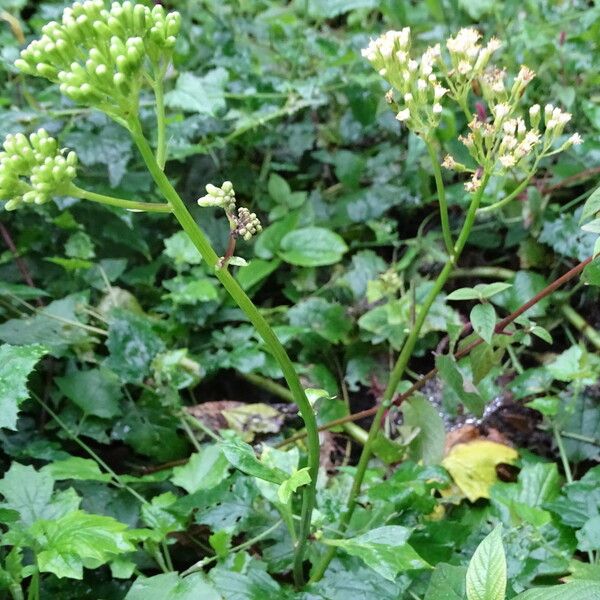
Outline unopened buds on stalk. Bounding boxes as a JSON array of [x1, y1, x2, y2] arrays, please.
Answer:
[[198, 181, 262, 243], [15, 1, 181, 121], [0, 129, 77, 211]]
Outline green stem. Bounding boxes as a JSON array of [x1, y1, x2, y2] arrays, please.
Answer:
[[476, 166, 537, 214], [310, 175, 490, 583], [560, 304, 600, 351], [553, 424, 573, 484], [153, 77, 167, 170], [69, 184, 171, 213], [426, 140, 454, 258], [128, 118, 319, 588]]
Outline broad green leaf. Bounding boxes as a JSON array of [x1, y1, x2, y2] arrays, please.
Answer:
[[279, 227, 348, 267], [308, 0, 377, 18], [220, 439, 287, 484], [125, 573, 221, 600], [446, 287, 481, 301], [65, 231, 95, 260], [0, 343, 47, 429], [163, 277, 218, 305], [425, 563, 467, 600], [470, 303, 496, 344], [458, 0, 493, 19], [581, 186, 600, 223], [513, 581, 600, 600], [466, 525, 506, 600], [267, 173, 291, 204], [104, 310, 165, 384], [209, 566, 282, 599], [30, 511, 134, 579], [55, 367, 122, 419], [42, 457, 111, 482], [435, 355, 485, 416], [288, 297, 351, 343], [163, 231, 203, 267], [141, 492, 186, 537], [323, 526, 430, 581], [547, 345, 588, 382], [165, 68, 228, 115], [479, 282, 513, 298], [236, 258, 281, 291], [402, 393, 445, 465], [171, 445, 230, 494], [277, 467, 311, 503]]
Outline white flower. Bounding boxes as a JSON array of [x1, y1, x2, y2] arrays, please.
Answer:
[[404, 92, 413, 102], [408, 59, 418, 72], [434, 84, 447, 99], [529, 104, 540, 117], [442, 154, 457, 169], [379, 68, 387, 76], [417, 78, 427, 91], [457, 60, 471, 75], [568, 133, 583, 146], [493, 103, 511, 120], [485, 38, 502, 53], [396, 108, 411, 122], [432, 103, 443, 114], [447, 28, 481, 55], [516, 65, 535, 84], [465, 173, 482, 192], [499, 155, 516, 168]]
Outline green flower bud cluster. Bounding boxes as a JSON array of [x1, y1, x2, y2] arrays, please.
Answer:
[[197, 181, 236, 212], [0, 129, 78, 211], [15, 1, 181, 117]]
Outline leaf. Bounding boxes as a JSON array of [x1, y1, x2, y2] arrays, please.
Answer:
[[425, 563, 467, 600], [0, 343, 47, 430], [104, 310, 165, 384], [324, 526, 430, 581], [581, 186, 600, 223], [171, 445, 230, 494], [480, 283, 513, 298], [55, 367, 122, 418], [470, 303, 496, 344], [513, 581, 600, 600], [30, 511, 134, 579], [435, 355, 486, 416], [220, 439, 288, 484], [163, 231, 203, 268], [458, 0, 493, 19], [125, 573, 221, 600], [288, 297, 352, 343], [277, 467, 311, 503], [267, 173, 291, 204], [165, 68, 228, 116], [279, 227, 348, 267], [42, 457, 111, 482], [442, 440, 518, 501], [402, 394, 445, 465], [547, 345, 585, 382], [209, 566, 282, 599], [466, 525, 507, 600], [308, 0, 377, 19], [446, 287, 481, 301]]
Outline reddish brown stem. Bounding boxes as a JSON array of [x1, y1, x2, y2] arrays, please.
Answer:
[[277, 256, 594, 447]]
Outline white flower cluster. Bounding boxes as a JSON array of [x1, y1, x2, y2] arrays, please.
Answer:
[[197, 181, 236, 211], [361, 28, 447, 135]]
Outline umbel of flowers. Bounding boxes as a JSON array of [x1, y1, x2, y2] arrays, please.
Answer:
[[0, 130, 77, 211], [362, 27, 582, 194], [15, 0, 180, 122]]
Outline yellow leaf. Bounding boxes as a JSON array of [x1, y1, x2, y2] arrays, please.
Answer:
[[442, 440, 518, 502]]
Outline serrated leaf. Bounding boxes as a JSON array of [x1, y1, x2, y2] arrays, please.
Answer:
[[125, 573, 221, 600], [42, 457, 111, 482], [470, 303, 496, 344], [324, 526, 430, 581], [165, 68, 228, 116], [279, 227, 348, 267], [30, 511, 135, 579], [0, 343, 47, 429], [466, 525, 506, 600]]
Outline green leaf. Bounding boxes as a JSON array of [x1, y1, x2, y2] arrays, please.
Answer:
[[479, 282, 512, 298], [465, 525, 507, 600], [220, 439, 288, 484], [581, 186, 600, 223], [277, 467, 311, 503], [446, 287, 481, 301], [458, 0, 493, 19], [163, 231, 202, 268], [435, 355, 485, 416], [324, 526, 430, 581], [279, 227, 348, 267], [65, 231, 95, 260], [171, 445, 230, 494], [55, 367, 122, 418], [308, 0, 377, 18], [288, 297, 352, 343], [104, 310, 165, 384], [165, 68, 228, 116], [547, 345, 584, 382], [0, 343, 47, 430], [209, 566, 282, 599], [163, 277, 218, 304], [30, 511, 134, 579], [425, 563, 467, 600], [513, 581, 600, 600], [402, 394, 445, 465], [42, 457, 111, 482], [267, 173, 291, 204], [125, 573, 221, 600], [470, 303, 496, 344]]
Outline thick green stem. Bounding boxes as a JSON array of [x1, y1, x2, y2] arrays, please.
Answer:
[[153, 78, 167, 170], [426, 140, 454, 258], [128, 119, 319, 587], [310, 175, 490, 583], [69, 184, 171, 213]]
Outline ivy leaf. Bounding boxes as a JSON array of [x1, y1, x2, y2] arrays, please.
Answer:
[[55, 368, 122, 419], [0, 343, 47, 430], [466, 525, 507, 600], [323, 526, 430, 581], [171, 446, 230, 494], [165, 69, 228, 116], [30, 511, 134, 579], [220, 439, 288, 484], [470, 303, 496, 344], [125, 573, 221, 600], [279, 227, 348, 267]]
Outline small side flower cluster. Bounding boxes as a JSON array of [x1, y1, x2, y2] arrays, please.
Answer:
[[361, 28, 447, 136], [15, 1, 180, 117], [197, 181, 262, 242], [0, 129, 77, 211]]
